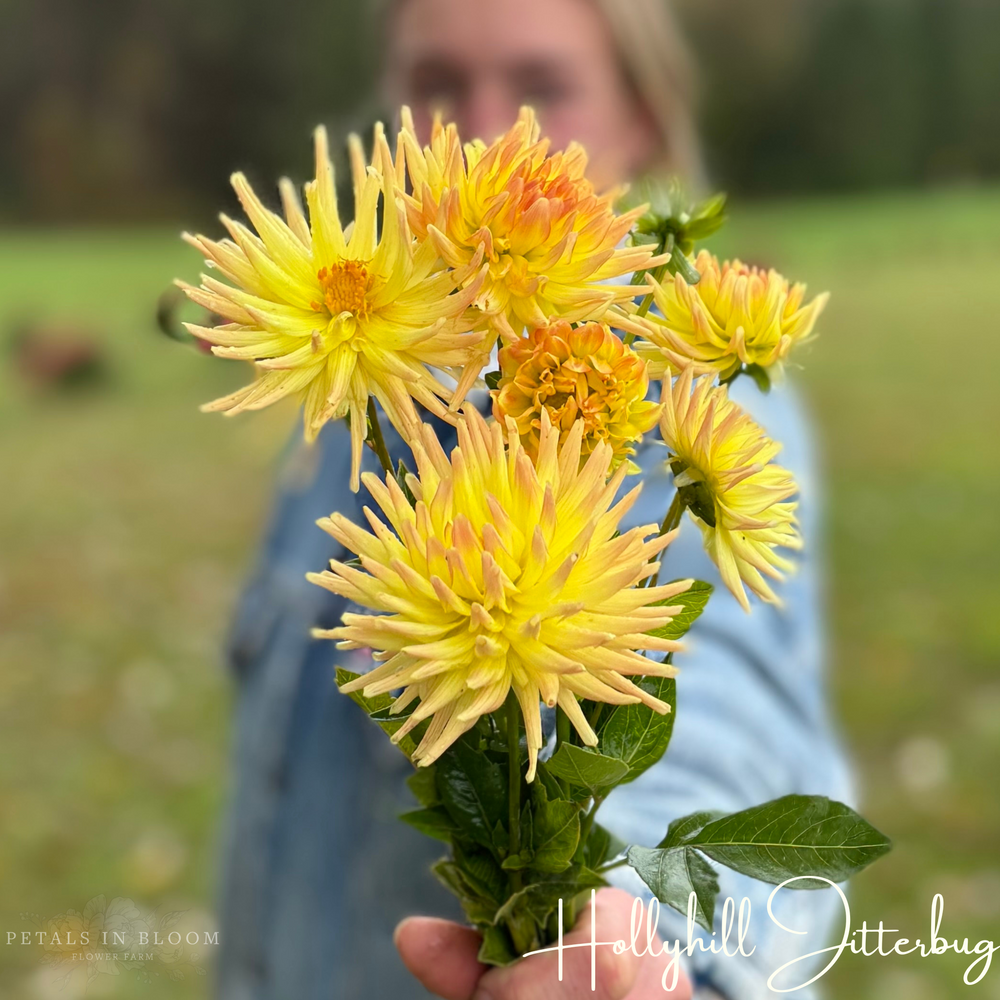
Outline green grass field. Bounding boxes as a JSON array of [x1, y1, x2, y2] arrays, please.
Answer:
[[1, 187, 998, 998]]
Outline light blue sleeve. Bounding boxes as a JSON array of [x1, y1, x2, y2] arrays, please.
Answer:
[[601, 375, 855, 999]]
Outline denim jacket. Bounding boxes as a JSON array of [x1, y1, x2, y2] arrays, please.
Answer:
[[215, 377, 854, 1000]]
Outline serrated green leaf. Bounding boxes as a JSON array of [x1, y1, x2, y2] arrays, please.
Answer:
[[583, 822, 626, 869], [436, 733, 508, 855], [453, 840, 509, 904], [406, 767, 440, 808], [648, 581, 713, 642], [399, 807, 458, 842], [529, 799, 581, 874], [335, 667, 421, 757], [545, 744, 631, 792], [431, 859, 500, 925], [595, 676, 676, 785], [495, 867, 607, 928], [683, 795, 892, 887], [657, 810, 726, 848], [627, 845, 719, 931], [478, 924, 518, 967]]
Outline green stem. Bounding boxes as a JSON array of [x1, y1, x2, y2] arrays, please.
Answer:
[[623, 242, 673, 346], [574, 795, 604, 864], [597, 858, 628, 875], [506, 692, 523, 892], [646, 490, 685, 588], [555, 706, 571, 750], [365, 397, 394, 477]]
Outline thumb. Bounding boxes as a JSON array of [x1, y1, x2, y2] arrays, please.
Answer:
[[472, 888, 642, 1000]]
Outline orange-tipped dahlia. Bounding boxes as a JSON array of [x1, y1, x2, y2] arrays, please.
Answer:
[[617, 250, 828, 380], [309, 406, 693, 780], [492, 320, 661, 472], [660, 368, 802, 611], [179, 123, 490, 490], [397, 107, 664, 340]]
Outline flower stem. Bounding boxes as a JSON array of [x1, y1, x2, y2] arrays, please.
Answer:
[[624, 237, 674, 346], [506, 692, 523, 892], [647, 490, 685, 587], [365, 397, 394, 477]]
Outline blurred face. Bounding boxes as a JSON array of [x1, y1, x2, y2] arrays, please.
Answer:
[[383, 0, 659, 188]]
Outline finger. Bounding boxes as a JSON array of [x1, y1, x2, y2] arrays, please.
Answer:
[[394, 916, 487, 1000], [631, 934, 692, 999], [473, 888, 642, 1000]]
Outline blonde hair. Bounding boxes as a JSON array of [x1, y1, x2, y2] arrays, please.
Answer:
[[588, 0, 705, 187], [373, 0, 705, 186]]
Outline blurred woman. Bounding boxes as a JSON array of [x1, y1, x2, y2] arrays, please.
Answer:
[[215, 2, 852, 998]]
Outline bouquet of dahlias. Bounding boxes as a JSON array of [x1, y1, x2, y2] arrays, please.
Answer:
[[178, 109, 889, 964]]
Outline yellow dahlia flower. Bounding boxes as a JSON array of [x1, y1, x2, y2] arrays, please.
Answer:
[[397, 106, 664, 340], [618, 250, 828, 381], [309, 406, 693, 780], [492, 320, 660, 472], [660, 368, 802, 611], [179, 124, 490, 490]]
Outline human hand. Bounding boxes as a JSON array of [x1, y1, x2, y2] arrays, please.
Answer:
[[394, 887, 693, 1000]]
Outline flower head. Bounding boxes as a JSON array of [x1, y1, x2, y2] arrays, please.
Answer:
[[619, 250, 828, 380], [493, 320, 660, 471], [180, 123, 490, 490], [309, 406, 693, 780], [398, 107, 664, 339], [659, 368, 801, 611]]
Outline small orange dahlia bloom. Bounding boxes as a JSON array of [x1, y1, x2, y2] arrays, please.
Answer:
[[397, 107, 664, 340], [493, 320, 661, 471]]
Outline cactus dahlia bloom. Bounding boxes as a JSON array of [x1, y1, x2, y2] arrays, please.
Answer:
[[618, 250, 829, 380], [397, 107, 664, 340], [659, 368, 802, 611], [493, 320, 661, 472], [309, 407, 692, 779], [179, 124, 489, 491]]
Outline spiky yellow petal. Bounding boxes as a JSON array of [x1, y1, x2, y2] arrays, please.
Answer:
[[180, 123, 492, 490], [311, 407, 692, 780], [659, 368, 802, 611], [617, 250, 828, 380], [397, 106, 666, 340]]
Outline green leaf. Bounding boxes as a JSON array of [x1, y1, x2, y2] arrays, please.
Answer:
[[745, 363, 772, 394], [453, 840, 509, 904], [436, 733, 508, 854], [529, 799, 581, 874], [595, 676, 676, 785], [545, 744, 630, 791], [627, 845, 719, 931], [583, 822, 626, 869], [406, 767, 440, 808], [667, 250, 703, 285], [431, 859, 500, 925], [484, 370, 503, 391], [683, 795, 892, 887], [399, 807, 458, 842], [335, 667, 421, 757], [478, 924, 518, 967], [495, 867, 607, 928], [647, 581, 713, 642], [657, 810, 725, 848]]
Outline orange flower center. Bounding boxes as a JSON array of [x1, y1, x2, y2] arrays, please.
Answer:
[[315, 261, 370, 319]]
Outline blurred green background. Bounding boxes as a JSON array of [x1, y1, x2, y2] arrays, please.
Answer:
[[1, 1, 998, 998]]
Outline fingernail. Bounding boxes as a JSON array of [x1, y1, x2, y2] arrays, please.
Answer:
[[392, 917, 411, 949]]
